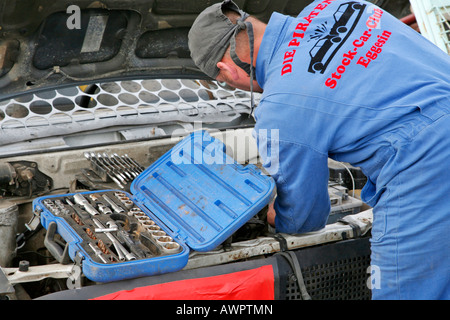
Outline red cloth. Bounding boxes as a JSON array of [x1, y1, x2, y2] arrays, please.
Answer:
[[93, 265, 274, 300]]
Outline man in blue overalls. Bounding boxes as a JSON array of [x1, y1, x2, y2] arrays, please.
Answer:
[[188, 0, 450, 299]]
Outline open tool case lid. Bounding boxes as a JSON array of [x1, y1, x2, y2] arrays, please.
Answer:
[[130, 130, 276, 252]]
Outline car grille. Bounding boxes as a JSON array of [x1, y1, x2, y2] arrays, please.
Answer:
[[0, 79, 256, 145]]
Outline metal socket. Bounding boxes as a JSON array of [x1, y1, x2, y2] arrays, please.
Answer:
[[146, 225, 160, 231], [161, 242, 181, 254], [156, 236, 173, 243], [150, 230, 166, 239]]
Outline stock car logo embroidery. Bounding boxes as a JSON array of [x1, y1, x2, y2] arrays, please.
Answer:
[[308, 1, 366, 74]]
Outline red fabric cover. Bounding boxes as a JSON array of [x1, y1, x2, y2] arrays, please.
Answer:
[[93, 265, 274, 300]]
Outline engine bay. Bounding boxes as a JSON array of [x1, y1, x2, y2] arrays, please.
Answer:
[[0, 126, 373, 300]]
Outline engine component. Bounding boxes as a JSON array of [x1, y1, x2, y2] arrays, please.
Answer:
[[0, 163, 16, 187], [0, 202, 18, 267], [0, 161, 52, 198]]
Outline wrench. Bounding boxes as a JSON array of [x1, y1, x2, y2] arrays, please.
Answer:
[[92, 219, 136, 261], [103, 153, 134, 180], [88, 242, 108, 263], [73, 193, 100, 216], [112, 153, 140, 178], [94, 152, 128, 185], [123, 154, 145, 173], [102, 194, 125, 214], [84, 152, 126, 188]]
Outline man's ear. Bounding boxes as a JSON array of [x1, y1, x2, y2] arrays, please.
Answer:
[[217, 61, 240, 81]]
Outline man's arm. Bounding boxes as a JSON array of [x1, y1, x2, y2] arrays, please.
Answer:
[[257, 136, 331, 234]]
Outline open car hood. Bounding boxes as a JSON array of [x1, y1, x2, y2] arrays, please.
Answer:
[[0, 0, 318, 99], [0, 0, 317, 151], [0, 0, 410, 152]]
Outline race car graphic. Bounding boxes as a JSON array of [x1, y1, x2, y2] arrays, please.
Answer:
[[308, 1, 366, 74]]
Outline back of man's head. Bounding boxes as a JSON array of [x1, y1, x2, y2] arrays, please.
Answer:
[[188, 0, 254, 79]]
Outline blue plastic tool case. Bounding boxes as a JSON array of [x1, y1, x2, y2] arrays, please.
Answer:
[[33, 131, 275, 282]]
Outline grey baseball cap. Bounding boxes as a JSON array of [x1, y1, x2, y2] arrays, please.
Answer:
[[188, 0, 255, 80]]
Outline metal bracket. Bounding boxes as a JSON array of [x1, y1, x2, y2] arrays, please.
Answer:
[[25, 208, 42, 232], [273, 233, 288, 252], [66, 253, 83, 289], [1, 264, 75, 286], [0, 267, 15, 296]]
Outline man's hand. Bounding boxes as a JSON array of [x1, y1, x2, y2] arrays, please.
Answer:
[[267, 202, 276, 227]]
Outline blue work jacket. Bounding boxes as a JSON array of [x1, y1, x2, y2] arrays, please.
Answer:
[[254, 0, 450, 233]]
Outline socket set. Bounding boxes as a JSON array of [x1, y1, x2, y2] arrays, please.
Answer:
[[41, 191, 183, 265], [34, 131, 275, 282]]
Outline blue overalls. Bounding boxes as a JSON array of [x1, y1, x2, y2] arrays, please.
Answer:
[[253, 0, 450, 299]]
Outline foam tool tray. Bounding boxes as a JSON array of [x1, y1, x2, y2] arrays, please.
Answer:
[[33, 131, 276, 282]]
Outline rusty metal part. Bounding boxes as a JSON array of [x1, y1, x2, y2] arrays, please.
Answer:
[[88, 242, 108, 264], [71, 212, 83, 226], [86, 228, 97, 240], [97, 239, 110, 255]]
